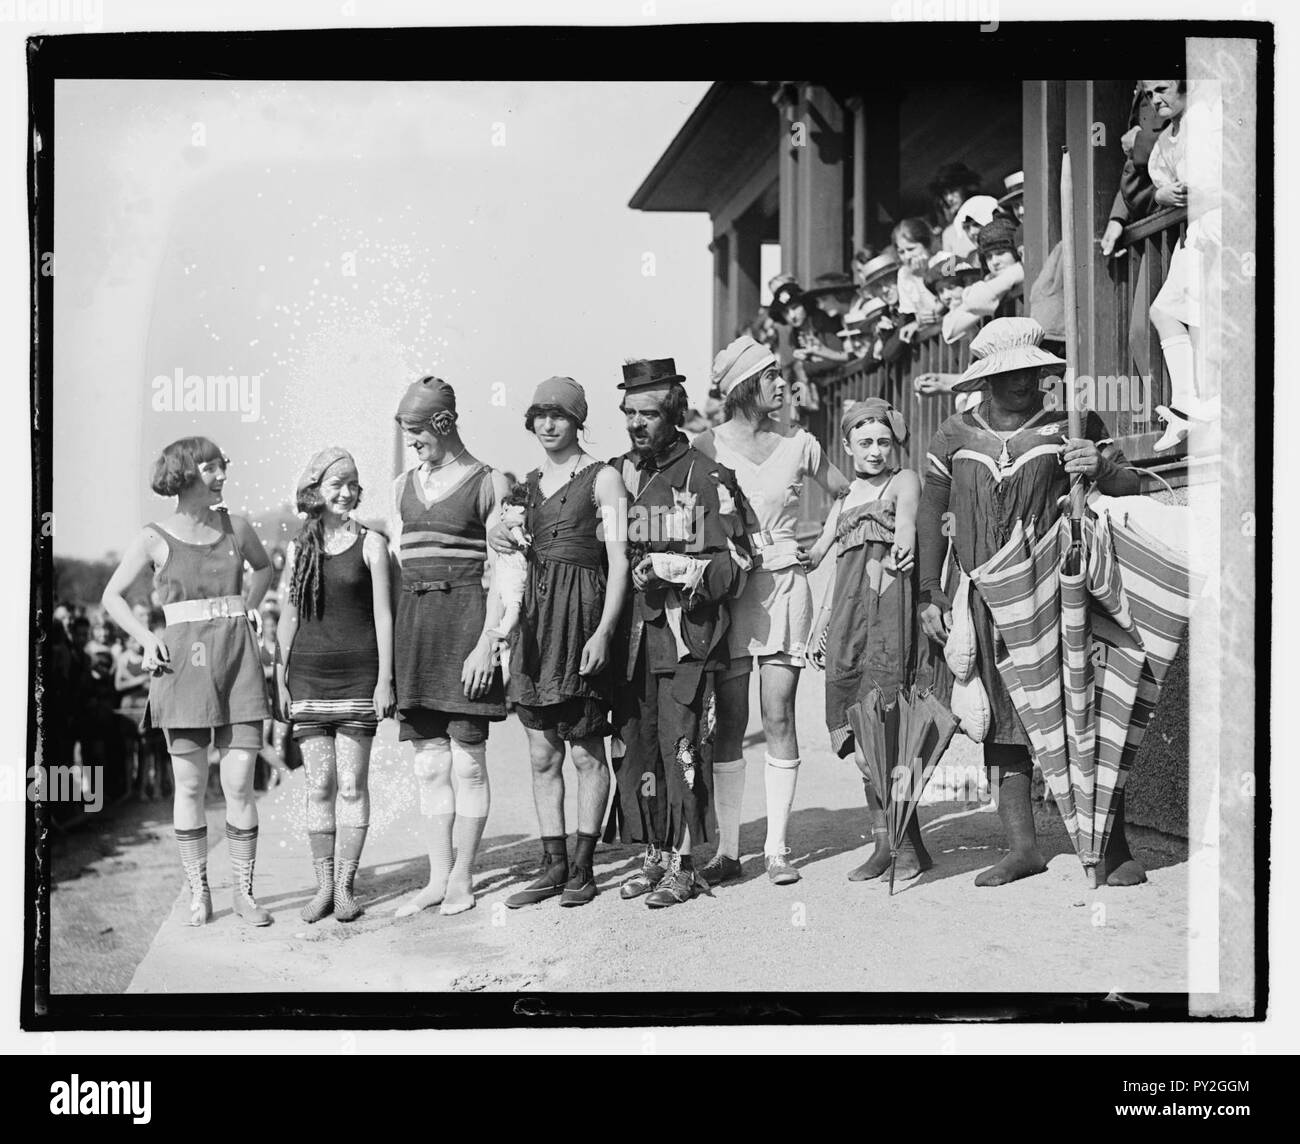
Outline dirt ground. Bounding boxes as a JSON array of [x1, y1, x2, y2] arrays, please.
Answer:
[[49, 675, 1188, 998], [51, 566, 1190, 997]]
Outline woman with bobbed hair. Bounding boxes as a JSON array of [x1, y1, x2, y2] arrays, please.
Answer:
[[102, 436, 275, 927]]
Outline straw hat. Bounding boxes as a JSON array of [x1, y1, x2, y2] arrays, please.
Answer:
[[856, 248, 901, 289], [952, 317, 1066, 392], [998, 169, 1025, 208]]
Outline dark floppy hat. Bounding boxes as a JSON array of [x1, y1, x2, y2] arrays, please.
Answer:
[[804, 271, 857, 298], [619, 358, 687, 390], [978, 216, 1020, 257], [767, 278, 805, 321]]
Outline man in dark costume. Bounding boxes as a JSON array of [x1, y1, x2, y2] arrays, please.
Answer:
[[604, 358, 752, 909]]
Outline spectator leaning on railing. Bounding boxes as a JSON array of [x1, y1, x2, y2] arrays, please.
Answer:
[[928, 161, 985, 259]]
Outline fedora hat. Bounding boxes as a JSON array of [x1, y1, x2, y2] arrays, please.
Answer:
[[619, 357, 687, 390], [804, 271, 857, 298], [953, 317, 1066, 392]]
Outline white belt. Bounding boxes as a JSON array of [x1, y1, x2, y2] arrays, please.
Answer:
[[750, 531, 801, 571], [163, 595, 248, 624]]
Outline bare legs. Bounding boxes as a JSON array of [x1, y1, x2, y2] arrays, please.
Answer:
[[396, 734, 490, 917], [395, 737, 454, 916]]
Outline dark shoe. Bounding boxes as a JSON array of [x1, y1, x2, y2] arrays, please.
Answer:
[[506, 837, 569, 909], [645, 854, 706, 909], [765, 848, 801, 886], [619, 844, 667, 900], [559, 865, 597, 907], [699, 853, 743, 887]]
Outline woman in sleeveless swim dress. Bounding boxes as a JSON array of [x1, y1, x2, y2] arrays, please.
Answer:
[[276, 447, 394, 924], [388, 376, 511, 919], [102, 437, 274, 927], [494, 377, 629, 911], [690, 335, 849, 889], [810, 400, 932, 884]]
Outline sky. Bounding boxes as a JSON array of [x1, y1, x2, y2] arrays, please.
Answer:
[[52, 80, 713, 558]]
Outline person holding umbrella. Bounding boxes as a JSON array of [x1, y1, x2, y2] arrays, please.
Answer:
[[916, 317, 1153, 887], [808, 398, 934, 882]]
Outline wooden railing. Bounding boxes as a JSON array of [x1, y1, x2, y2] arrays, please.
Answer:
[[798, 307, 1013, 531], [1105, 206, 1189, 462]]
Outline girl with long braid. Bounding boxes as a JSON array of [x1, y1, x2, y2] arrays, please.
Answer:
[[101, 437, 274, 927], [276, 448, 394, 923]]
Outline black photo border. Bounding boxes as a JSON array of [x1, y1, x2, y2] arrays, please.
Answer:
[[24, 18, 1273, 1031]]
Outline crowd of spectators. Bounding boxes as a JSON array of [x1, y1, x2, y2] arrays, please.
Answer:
[[722, 160, 1029, 420], [44, 565, 296, 817]]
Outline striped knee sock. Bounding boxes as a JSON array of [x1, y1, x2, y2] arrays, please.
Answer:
[[176, 825, 208, 888], [225, 822, 260, 895]]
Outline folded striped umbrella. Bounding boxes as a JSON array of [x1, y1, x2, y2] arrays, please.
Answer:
[[845, 569, 959, 895], [971, 509, 1201, 884]]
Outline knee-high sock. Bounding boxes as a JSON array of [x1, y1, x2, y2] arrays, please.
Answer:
[[1160, 333, 1196, 411], [763, 754, 800, 855], [175, 825, 208, 888], [412, 738, 455, 895], [225, 822, 262, 899], [447, 739, 489, 896], [712, 756, 747, 859]]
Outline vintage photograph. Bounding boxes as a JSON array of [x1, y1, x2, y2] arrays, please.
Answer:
[[26, 19, 1264, 1024]]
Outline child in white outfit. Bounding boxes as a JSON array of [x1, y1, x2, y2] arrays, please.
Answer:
[[1146, 78, 1223, 450]]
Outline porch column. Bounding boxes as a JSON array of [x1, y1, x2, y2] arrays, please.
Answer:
[[710, 230, 730, 356], [723, 215, 762, 348], [793, 83, 846, 282]]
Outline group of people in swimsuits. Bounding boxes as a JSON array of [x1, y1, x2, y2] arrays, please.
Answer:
[[98, 315, 1156, 929]]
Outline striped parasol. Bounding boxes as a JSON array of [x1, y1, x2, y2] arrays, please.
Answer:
[[970, 509, 1203, 884]]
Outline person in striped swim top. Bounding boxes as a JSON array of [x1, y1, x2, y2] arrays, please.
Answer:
[[388, 376, 512, 918], [277, 447, 395, 923]]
